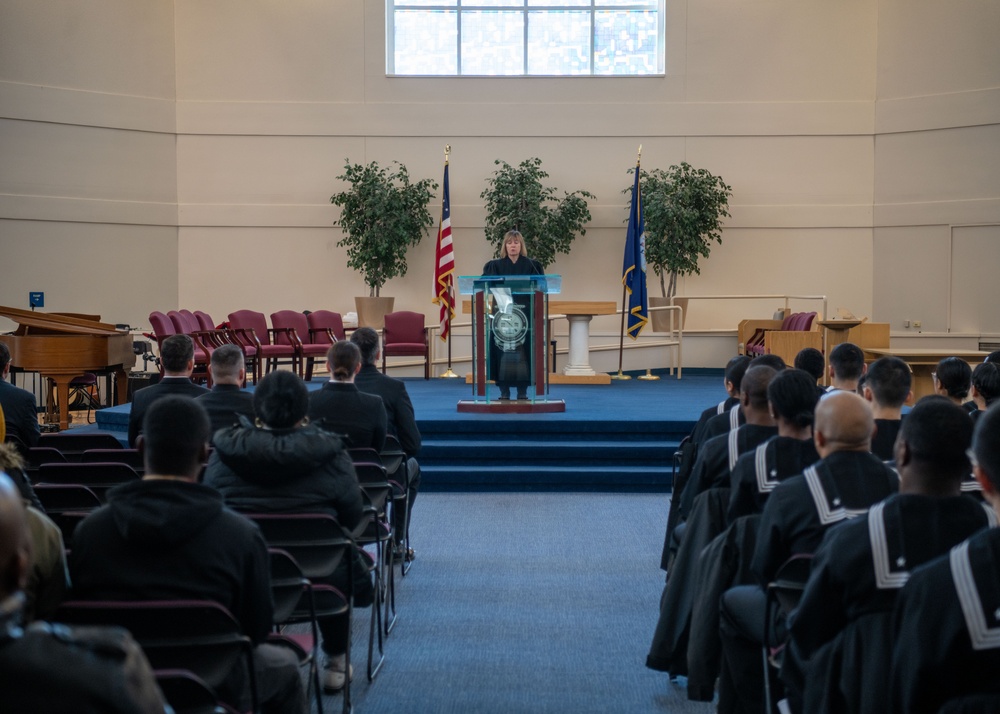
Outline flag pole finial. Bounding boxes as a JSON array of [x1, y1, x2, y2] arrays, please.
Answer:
[[444, 144, 451, 164], [637, 145, 642, 166]]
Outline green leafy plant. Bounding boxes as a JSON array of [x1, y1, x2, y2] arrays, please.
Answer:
[[625, 162, 732, 299], [331, 160, 438, 297], [481, 158, 595, 270]]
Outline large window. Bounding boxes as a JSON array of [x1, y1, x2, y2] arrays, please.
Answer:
[[388, 1, 664, 77]]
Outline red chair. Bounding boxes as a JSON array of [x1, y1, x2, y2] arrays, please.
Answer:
[[194, 310, 259, 385], [227, 310, 300, 381], [270, 310, 329, 381], [147, 311, 211, 384], [306, 310, 346, 347], [381, 311, 430, 380]]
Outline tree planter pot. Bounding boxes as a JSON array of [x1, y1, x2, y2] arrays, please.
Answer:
[[355, 296, 395, 330]]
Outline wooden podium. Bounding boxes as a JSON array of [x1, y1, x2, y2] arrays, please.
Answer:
[[457, 275, 565, 413]]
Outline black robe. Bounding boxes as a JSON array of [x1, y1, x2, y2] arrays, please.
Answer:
[[727, 435, 821, 524], [790, 494, 995, 714], [890, 527, 1000, 714]]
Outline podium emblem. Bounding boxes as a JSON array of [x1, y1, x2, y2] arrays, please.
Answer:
[[493, 304, 528, 351]]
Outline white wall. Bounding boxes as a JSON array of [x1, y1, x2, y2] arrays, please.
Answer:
[[1, 0, 997, 370]]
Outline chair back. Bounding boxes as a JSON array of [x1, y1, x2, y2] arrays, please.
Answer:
[[148, 311, 177, 340], [56, 599, 257, 705], [38, 432, 123, 460], [306, 310, 346, 345], [36, 462, 140, 502], [228, 310, 271, 346], [82, 448, 144, 473], [33, 483, 103, 513], [153, 670, 223, 714], [269, 310, 309, 347], [244, 513, 350, 581], [193, 311, 217, 331], [384, 311, 427, 347], [769, 553, 813, 615], [26, 446, 68, 468]]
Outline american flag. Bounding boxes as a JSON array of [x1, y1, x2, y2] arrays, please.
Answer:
[[432, 161, 455, 341]]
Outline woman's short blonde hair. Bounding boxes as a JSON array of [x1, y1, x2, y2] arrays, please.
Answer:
[[500, 230, 529, 259]]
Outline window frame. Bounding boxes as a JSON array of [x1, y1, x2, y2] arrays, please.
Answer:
[[386, 1, 666, 77]]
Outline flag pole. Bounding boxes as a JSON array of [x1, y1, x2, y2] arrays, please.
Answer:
[[438, 145, 460, 378], [612, 145, 644, 381]]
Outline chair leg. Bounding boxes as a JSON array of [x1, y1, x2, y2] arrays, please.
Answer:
[[367, 546, 386, 681]]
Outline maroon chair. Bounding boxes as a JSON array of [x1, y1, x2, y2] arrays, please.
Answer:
[[194, 310, 259, 384], [147, 311, 211, 383], [381, 311, 430, 380], [227, 310, 300, 380], [306, 310, 346, 347], [270, 310, 328, 381]]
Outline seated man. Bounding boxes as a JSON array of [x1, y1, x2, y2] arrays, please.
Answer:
[[890, 403, 1000, 714], [933, 356, 973, 408], [968, 361, 1000, 423], [71, 397, 305, 714], [309, 341, 387, 451], [127, 334, 209, 447], [794, 347, 828, 401], [862, 355, 912, 461], [351, 326, 422, 562], [827, 342, 866, 394], [788, 396, 993, 714], [0, 341, 39, 451], [727, 368, 822, 523], [196, 343, 255, 439], [0, 472, 168, 713], [717, 392, 899, 714]]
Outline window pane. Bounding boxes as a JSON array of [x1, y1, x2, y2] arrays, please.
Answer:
[[394, 10, 458, 75], [595, 0, 658, 7], [395, 0, 456, 6], [528, 0, 590, 6], [593, 9, 658, 75], [461, 11, 524, 75], [471, 0, 526, 7], [527, 10, 590, 75]]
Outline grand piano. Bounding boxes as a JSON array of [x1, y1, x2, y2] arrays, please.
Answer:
[[0, 306, 134, 431]]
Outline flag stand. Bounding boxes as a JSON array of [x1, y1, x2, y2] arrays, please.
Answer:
[[440, 324, 460, 378], [611, 283, 632, 380], [638, 368, 659, 381]]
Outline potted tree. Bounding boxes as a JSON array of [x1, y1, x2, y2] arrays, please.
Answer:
[[481, 157, 595, 269], [625, 161, 732, 330], [331, 159, 438, 328]]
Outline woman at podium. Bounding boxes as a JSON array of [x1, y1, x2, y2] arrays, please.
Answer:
[[482, 230, 543, 400]]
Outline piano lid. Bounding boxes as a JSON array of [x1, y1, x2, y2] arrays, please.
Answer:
[[0, 305, 123, 336]]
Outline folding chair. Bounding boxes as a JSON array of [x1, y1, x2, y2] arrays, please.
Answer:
[[243, 514, 359, 710], [154, 669, 240, 714], [380, 435, 413, 576], [32, 483, 103, 547], [352, 460, 397, 640], [82, 448, 144, 475], [38, 432, 124, 460], [56, 600, 259, 714], [762, 554, 813, 714]]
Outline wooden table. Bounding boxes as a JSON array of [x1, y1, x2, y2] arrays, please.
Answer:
[[863, 348, 988, 401]]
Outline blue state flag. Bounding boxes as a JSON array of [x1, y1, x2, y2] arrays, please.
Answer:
[[622, 168, 648, 339]]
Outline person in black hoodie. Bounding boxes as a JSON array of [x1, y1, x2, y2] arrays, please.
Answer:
[[205, 369, 372, 693], [69, 396, 305, 714]]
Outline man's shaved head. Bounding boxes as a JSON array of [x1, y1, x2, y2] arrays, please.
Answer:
[[0, 473, 31, 598], [815, 391, 874, 455]]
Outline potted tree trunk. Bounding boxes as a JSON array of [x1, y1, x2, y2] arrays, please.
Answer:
[[625, 162, 732, 331], [331, 160, 437, 328], [481, 157, 594, 269]]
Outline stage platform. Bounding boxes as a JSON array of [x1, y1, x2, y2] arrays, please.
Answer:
[[90, 369, 725, 492]]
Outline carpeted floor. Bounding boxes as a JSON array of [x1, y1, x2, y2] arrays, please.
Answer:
[[332, 491, 715, 713]]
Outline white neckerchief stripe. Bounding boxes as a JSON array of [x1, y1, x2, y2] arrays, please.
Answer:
[[868, 501, 909, 590], [804, 464, 869, 526], [729, 404, 740, 430], [983, 503, 998, 528], [951, 540, 1000, 650], [755, 442, 778, 494], [728, 427, 741, 472], [716, 400, 727, 415]]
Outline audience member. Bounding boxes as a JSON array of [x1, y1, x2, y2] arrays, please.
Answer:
[[890, 403, 1000, 713], [827, 342, 866, 393], [933, 356, 973, 408], [794, 347, 828, 400], [196, 343, 254, 438], [727, 369, 821, 523], [309, 341, 387, 451], [679, 365, 779, 519], [351, 326, 422, 562], [0, 472, 167, 713], [788, 396, 992, 714], [71, 397, 305, 713], [862, 356, 912, 461], [697, 355, 785, 445], [968, 361, 1000, 423], [127, 334, 209, 447], [0, 341, 39, 451], [716, 392, 898, 714], [205, 370, 373, 693]]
